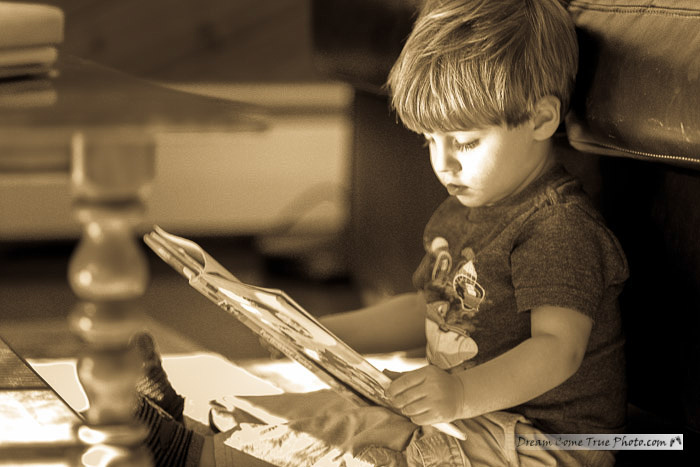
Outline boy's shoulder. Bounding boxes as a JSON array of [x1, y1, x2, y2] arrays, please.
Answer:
[[521, 164, 608, 235], [515, 165, 629, 283]]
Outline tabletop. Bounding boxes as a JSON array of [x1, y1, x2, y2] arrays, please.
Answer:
[[0, 55, 266, 172], [0, 336, 83, 464]]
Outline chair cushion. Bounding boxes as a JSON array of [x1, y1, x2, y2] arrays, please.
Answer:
[[566, 0, 700, 168]]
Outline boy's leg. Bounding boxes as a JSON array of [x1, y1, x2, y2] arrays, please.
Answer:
[[131, 332, 185, 421], [405, 412, 615, 467], [212, 390, 417, 466], [135, 395, 205, 467], [130, 332, 204, 466]]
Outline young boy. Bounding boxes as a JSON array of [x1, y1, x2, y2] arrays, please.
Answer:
[[321, 0, 628, 464], [135, 0, 628, 465]]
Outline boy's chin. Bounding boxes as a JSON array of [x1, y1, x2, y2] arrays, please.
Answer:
[[446, 186, 482, 207], [454, 194, 485, 207]]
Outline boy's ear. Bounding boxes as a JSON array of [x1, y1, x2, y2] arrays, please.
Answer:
[[531, 95, 561, 141]]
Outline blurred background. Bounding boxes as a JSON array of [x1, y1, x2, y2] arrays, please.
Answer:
[[1, 0, 351, 256], [0, 0, 438, 364], [1, 0, 360, 362]]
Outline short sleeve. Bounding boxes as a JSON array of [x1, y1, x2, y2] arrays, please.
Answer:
[[511, 204, 628, 320]]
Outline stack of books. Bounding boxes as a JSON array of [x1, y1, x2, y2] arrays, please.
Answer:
[[0, 2, 64, 79]]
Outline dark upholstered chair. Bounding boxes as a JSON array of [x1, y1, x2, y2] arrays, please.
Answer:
[[311, 0, 700, 460]]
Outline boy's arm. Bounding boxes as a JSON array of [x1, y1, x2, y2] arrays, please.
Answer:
[[387, 305, 592, 425], [319, 292, 427, 354]]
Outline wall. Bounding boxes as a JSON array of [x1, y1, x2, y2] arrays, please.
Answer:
[[34, 0, 319, 82]]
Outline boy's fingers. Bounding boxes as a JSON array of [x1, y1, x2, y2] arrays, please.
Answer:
[[408, 411, 437, 426], [401, 398, 430, 417], [387, 371, 426, 399], [391, 389, 425, 410], [382, 369, 403, 380]]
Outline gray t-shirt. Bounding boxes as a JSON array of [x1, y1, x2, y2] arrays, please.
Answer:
[[412, 164, 628, 434]]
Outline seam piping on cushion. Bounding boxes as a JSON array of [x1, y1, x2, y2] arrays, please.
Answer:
[[568, 1, 700, 17]]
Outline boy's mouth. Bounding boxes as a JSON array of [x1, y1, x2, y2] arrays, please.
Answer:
[[446, 184, 469, 196]]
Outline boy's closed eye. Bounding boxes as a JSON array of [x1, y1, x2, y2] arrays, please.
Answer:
[[454, 139, 479, 152], [421, 135, 480, 152]]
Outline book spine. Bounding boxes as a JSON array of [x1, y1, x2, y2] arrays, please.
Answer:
[[254, 325, 370, 406], [189, 276, 370, 407]]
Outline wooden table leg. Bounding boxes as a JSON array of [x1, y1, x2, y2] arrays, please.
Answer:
[[67, 130, 155, 466]]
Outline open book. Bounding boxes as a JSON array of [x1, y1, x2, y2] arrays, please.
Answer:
[[144, 226, 465, 440]]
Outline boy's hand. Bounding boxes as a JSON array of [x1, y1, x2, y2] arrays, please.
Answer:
[[387, 365, 463, 425], [382, 368, 403, 380]]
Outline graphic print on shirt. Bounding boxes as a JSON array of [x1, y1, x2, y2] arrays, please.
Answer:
[[423, 237, 485, 370], [453, 247, 485, 314]]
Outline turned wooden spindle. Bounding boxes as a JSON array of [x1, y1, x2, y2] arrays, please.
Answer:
[[67, 130, 154, 467], [0, 54, 265, 466]]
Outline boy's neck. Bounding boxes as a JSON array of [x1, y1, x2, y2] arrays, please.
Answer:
[[510, 140, 556, 200]]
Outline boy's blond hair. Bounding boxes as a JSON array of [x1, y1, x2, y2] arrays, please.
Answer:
[[387, 0, 578, 133]]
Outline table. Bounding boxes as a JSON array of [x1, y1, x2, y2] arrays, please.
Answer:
[[0, 335, 82, 465], [0, 56, 265, 466]]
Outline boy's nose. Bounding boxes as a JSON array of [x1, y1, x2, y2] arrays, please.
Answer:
[[431, 145, 462, 174]]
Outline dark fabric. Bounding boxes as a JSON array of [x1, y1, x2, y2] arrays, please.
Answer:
[[599, 157, 700, 435], [135, 396, 203, 467], [132, 332, 185, 422], [132, 333, 197, 466], [566, 0, 700, 167], [563, 0, 700, 439], [413, 163, 628, 434]]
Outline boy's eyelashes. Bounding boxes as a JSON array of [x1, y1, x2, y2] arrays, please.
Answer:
[[421, 136, 480, 152], [455, 140, 479, 152]]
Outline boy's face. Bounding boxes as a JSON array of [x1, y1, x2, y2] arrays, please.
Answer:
[[424, 124, 552, 207]]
